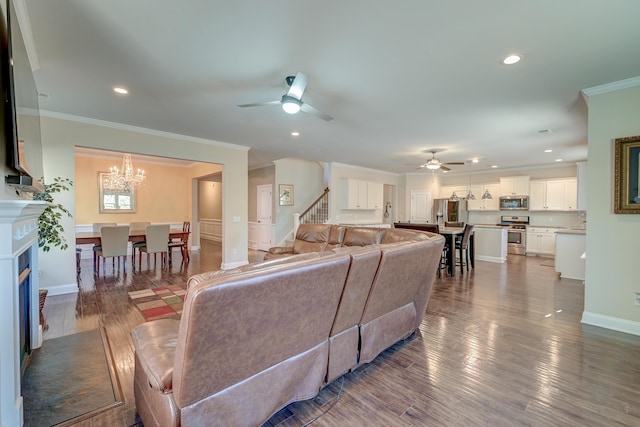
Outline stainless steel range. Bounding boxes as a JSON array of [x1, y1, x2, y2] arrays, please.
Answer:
[[498, 215, 529, 255]]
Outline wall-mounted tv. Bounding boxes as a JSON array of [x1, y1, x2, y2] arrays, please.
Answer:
[[2, 0, 44, 193]]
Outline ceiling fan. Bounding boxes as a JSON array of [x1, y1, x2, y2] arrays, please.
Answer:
[[238, 72, 333, 121], [417, 150, 465, 172]]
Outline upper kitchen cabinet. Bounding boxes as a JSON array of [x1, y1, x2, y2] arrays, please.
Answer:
[[467, 183, 500, 211], [342, 178, 383, 210], [529, 178, 577, 211], [500, 176, 530, 196]]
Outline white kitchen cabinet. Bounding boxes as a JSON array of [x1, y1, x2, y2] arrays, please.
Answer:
[[467, 183, 500, 211], [555, 231, 586, 280], [367, 182, 383, 209], [526, 227, 560, 256], [529, 178, 577, 211], [342, 178, 381, 210], [500, 176, 530, 196]]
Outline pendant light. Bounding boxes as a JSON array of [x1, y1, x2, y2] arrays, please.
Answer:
[[481, 189, 493, 200]]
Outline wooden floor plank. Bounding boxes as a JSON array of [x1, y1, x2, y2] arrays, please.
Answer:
[[36, 243, 640, 426]]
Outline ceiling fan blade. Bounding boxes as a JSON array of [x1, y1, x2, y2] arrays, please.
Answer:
[[238, 100, 281, 108], [300, 103, 333, 121], [443, 162, 465, 166], [440, 165, 451, 172], [287, 72, 309, 100]]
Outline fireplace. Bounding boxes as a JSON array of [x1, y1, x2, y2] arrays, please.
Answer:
[[0, 200, 47, 427]]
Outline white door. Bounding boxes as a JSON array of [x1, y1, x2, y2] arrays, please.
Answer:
[[257, 185, 272, 225], [410, 190, 431, 223]]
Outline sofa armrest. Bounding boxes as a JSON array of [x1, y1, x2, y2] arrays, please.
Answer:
[[131, 319, 180, 393], [267, 246, 294, 255]]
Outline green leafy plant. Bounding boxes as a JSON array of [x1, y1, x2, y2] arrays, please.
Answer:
[[33, 177, 73, 252]]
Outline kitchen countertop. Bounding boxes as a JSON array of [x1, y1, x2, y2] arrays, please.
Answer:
[[471, 224, 509, 229]]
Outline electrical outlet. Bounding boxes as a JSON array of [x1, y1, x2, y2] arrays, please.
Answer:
[[635, 292, 640, 307]]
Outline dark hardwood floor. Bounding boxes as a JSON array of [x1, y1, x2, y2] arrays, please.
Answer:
[[39, 243, 640, 426]]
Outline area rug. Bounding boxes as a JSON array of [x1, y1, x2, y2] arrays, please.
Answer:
[[128, 285, 187, 321], [22, 328, 124, 427]]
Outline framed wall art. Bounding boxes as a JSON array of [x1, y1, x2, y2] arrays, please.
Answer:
[[279, 184, 294, 206], [614, 135, 640, 214]]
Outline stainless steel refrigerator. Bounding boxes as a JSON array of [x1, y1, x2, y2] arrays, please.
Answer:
[[432, 198, 468, 225]]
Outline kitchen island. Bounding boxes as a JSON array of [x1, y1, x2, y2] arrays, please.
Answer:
[[555, 228, 586, 280], [472, 224, 508, 263]]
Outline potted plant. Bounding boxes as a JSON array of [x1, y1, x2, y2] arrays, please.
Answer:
[[33, 177, 73, 252]]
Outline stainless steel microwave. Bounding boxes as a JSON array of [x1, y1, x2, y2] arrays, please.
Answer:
[[499, 195, 529, 210]]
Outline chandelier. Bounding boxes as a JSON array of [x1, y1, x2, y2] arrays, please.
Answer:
[[103, 153, 146, 192]]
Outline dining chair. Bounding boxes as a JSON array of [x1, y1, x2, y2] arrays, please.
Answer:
[[168, 221, 191, 264], [130, 222, 151, 265], [92, 222, 117, 272], [95, 225, 130, 275], [139, 224, 170, 269], [455, 224, 474, 274]]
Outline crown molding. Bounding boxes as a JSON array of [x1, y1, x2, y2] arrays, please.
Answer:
[[581, 76, 640, 104], [39, 110, 251, 152]]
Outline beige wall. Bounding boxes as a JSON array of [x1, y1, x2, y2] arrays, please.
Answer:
[[75, 155, 193, 224], [198, 179, 222, 219], [583, 82, 640, 334]]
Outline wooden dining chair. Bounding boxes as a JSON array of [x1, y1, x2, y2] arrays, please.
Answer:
[[92, 222, 117, 272], [95, 225, 130, 275], [139, 224, 170, 269], [168, 221, 191, 264]]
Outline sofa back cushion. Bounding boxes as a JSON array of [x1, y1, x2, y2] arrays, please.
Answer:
[[360, 237, 444, 327], [380, 228, 432, 244], [172, 253, 351, 408], [330, 247, 382, 335], [342, 227, 385, 247], [293, 223, 332, 253], [325, 226, 346, 251]]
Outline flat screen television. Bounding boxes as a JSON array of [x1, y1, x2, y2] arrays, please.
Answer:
[[2, 0, 44, 193]]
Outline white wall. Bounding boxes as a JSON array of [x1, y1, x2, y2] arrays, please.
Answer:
[[38, 114, 249, 292], [582, 82, 640, 335], [273, 158, 325, 244], [328, 162, 399, 224]]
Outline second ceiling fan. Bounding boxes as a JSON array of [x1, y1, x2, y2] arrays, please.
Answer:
[[418, 150, 465, 172]]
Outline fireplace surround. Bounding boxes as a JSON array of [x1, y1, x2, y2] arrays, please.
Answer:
[[0, 200, 47, 427]]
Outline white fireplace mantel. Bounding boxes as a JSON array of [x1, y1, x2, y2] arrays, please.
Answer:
[[0, 199, 47, 427]]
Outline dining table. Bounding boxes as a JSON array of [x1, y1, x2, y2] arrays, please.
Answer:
[[75, 228, 191, 262]]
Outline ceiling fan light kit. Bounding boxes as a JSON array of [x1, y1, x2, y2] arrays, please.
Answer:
[[281, 95, 301, 114]]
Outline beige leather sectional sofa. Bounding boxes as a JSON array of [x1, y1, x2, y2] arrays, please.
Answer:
[[130, 224, 445, 427]]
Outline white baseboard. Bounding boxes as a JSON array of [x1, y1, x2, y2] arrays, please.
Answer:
[[581, 311, 640, 336], [221, 260, 249, 270], [42, 283, 79, 296], [474, 255, 506, 264]]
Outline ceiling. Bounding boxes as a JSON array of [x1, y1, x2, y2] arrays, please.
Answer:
[[22, 0, 640, 174]]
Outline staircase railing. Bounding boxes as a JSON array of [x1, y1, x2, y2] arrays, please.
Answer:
[[299, 187, 330, 225]]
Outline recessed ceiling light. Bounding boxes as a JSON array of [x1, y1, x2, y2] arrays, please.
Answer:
[[544, 149, 553, 153], [113, 87, 128, 94], [442, 170, 449, 173], [291, 132, 299, 136], [502, 54, 521, 65], [555, 158, 563, 162], [491, 165, 498, 168], [471, 159, 479, 163]]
